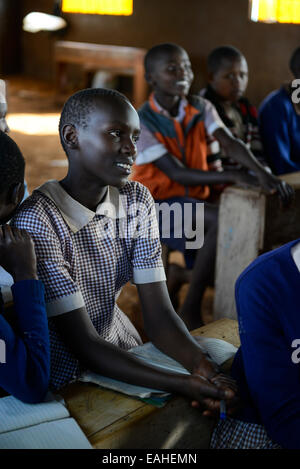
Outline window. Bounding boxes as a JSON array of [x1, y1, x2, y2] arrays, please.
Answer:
[[62, 0, 133, 15], [250, 0, 300, 23]]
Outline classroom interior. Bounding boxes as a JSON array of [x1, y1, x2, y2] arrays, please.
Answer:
[[1, 0, 300, 451], [3, 0, 300, 329]]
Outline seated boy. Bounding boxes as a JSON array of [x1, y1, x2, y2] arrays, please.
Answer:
[[12, 88, 237, 413], [259, 47, 300, 175], [200, 45, 267, 169], [0, 131, 49, 403], [132, 43, 293, 328], [210, 237, 300, 449]]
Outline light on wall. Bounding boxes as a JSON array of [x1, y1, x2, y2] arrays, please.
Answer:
[[62, 0, 133, 15], [23, 12, 67, 32], [250, 0, 300, 23]]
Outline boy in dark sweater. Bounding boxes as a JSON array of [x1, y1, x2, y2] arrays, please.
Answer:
[[201, 45, 266, 171]]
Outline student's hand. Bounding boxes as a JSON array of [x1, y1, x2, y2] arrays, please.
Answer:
[[184, 372, 238, 417], [188, 357, 239, 417], [256, 172, 295, 207], [192, 357, 237, 395], [0, 225, 38, 282], [197, 374, 241, 418]]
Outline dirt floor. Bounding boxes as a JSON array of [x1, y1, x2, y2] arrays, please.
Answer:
[[5, 75, 213, 338]]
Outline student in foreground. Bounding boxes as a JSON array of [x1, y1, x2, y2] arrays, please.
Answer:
[[0, 131, 49, 403], [12, 88, 238, 414], [210, 238, 300, 449], [132, 42, 293, 328]]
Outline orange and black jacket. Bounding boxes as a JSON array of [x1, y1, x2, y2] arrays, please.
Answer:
[[132, 93, 210, 201]]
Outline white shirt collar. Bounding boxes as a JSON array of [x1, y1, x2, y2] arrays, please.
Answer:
[[291, 242, 300, 273], [35, 179, 126, 233], [153, 95, 188, 123]]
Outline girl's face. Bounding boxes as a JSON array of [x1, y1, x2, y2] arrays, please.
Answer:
[[74, 98, 141, 189]]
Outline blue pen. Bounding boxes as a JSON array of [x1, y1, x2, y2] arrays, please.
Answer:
[[220, 400, 226, 420]]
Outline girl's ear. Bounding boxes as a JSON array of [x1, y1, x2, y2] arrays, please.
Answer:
[[62, 124, 78, 149]]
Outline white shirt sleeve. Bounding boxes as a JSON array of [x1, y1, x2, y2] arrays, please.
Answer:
[[136, 123, 168, 165], [203, 98, 226, 136]]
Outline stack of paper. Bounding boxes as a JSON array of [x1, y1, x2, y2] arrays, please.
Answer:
[[0, 395, 92, 449]]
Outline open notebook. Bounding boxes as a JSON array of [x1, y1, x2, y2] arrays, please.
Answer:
[[0, 393, 92, 449], [80, 337, 238, 403]]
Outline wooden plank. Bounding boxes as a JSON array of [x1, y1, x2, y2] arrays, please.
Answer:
[[54, 41, 146, 61], [193, 318, 240, 348], [61, 318, 239, 449], [280, 171, 300, 189], [60, 383, 146, 439], [54, 41, 147, 107], [214, 185, 266, 320], [90, 396, 215, 449], [214, 173, 300, 320]]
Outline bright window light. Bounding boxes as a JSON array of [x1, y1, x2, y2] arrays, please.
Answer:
[[7, 114, 60, 136], [62, 0, 133, 15], [250, 0, 300, 23], [23, 12, 67, 33]]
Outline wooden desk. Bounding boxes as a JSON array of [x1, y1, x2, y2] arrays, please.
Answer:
[[214, 172, 300, 320], [54, 41, 147, 107], [60, 318, 239, 449]]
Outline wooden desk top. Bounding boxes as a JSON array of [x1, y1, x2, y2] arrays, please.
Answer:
[[280, 171, 300, 189], [54, 41, 146, 66], [60, 318, 239, 449]]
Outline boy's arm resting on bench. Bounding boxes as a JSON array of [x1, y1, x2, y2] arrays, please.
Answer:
[[52, 300, 236, 413], [213, 127, 294, 205], [152, 129, 294, 206], [154, 152, 258, 186]]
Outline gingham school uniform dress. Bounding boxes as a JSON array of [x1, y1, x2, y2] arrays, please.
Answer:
[[12, 180, 166, 390], [210, 419, 281, 449]]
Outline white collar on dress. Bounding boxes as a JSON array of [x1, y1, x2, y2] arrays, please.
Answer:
[[291, 242, 300, 273], [35, 179, 126, 233]]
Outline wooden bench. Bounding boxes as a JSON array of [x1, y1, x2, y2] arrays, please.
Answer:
[[54, 41, 147, 107], [60, 318, 239, 449], [214, 172, 300, 320]]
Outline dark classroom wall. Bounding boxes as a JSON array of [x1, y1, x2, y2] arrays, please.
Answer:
[[21, 0, 300, 106], [0, 0, 22, 74]]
